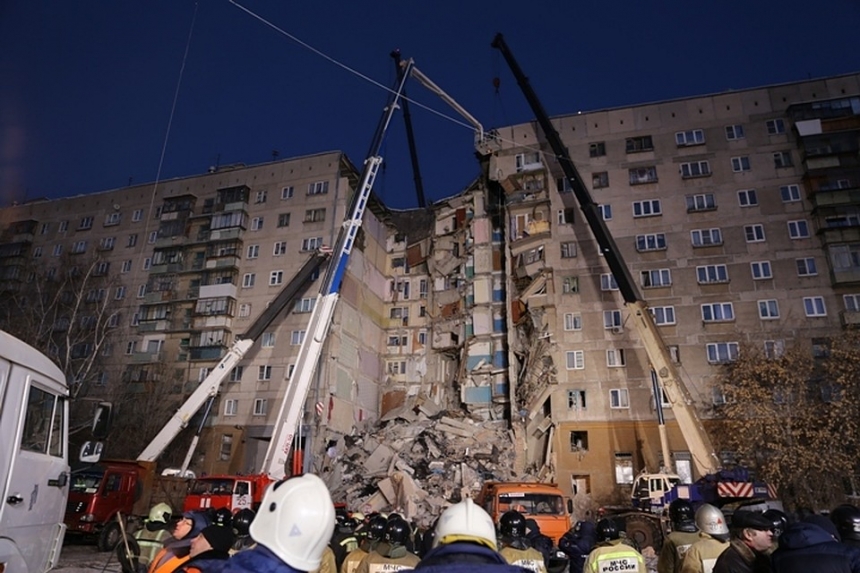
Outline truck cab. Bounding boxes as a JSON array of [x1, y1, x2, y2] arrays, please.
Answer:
[[183, 474, 272, 513], [631, 471, 683, 512], [477, 482, 572, 544]]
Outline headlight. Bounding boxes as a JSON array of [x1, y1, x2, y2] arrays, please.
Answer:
[[80, 514, 95, 522]]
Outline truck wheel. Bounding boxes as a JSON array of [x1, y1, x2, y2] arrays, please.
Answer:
[[97, 521, 122, 552], [624, 513, 663, 553]]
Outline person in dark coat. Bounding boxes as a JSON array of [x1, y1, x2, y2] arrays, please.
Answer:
[[559, 521, 596, 573], [176, 525, 234, 573], [524, 519, 554, 566], [771, 514, 860, 573], [712, 510, 773, 573]]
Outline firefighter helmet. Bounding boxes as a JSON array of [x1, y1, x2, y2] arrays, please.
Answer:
[[499, 510, 527, 538], [595, 518, 619, 542], [367, 514, 388, 540], [831, 504, 860, 542], [250, 474, 336, 571], [668, 499, 695, 526], [233, 509, 255, 537], [148, 502, 172, 524], [384, 516, 411, 546], [433, 498, 498, 550], [763, 509, 789, 538], [695, 504, 729, 539], [213, 507, 233, 528]]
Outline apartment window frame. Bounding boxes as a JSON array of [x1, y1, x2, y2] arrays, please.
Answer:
[[304, 208, 326, 223], [242, 273, 256, 288], [633, 199, 662, 218], [255, 190, 268, 204], [707, 342, 739, 364], [610, 389, 630, 409], [675, 129, 705, 147], [273, 241, 287, 256], [697, 264, 729, 284], [650, 306, 676, 325], [636, 233, 666, 252], [780, 184, 801, 203], [744, 224, 766, 243], [725, 124, 745, 140], [629, 166, 658, 185], [626, 135, 654, 153], [560, 242, 577, 259], [224, 399, 238, 417], [758, 299, 780, 320], [788, 220, 810, 239], [253, 398, 268, 416], [277, 213, 291, 228], [803, 296, 827, 317], [291, 330, 306, 345], [680, 161, 711, 179], [261, 332, 276, 348], [599, 204, 612, 220], [796, 257, 818, 276], [751, 261, 772, 280], [606, 349, 626, 368], [600, 274, 618, 291], [589, 142, 606, 157], [250, 217, 264, 231], [686, 193, 716, 212], [603, 310, 622, 329], [731, 156, 751, 172], [566, 350, 585, 370], [308, 181, 329, 195], [773, 151, 793, 169], [301, 237, 324, 251], [592, 171, 609, 189], [641, 268, 672, 288], [247, 244, 259, 259], [281, 186, 294, 199], [562, 276, 579, 294], [691, 228, 723, 247], [737, 189, 758, 207], [766, 118, 786, 135], [702, 302, 735, 322], [563, 312, 582, 331]]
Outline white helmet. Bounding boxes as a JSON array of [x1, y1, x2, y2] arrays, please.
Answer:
[[695, 503, 729, 538], [250, 474, 336, 570], [433, 497, 497, 550]]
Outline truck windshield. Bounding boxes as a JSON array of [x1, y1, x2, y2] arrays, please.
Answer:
[[499, 493, 565, 515], [190, 478, 235, 495], [71, 472, 103, 494]]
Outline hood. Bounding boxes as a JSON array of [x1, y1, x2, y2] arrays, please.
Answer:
[[578, 521, 596, 538], [779, 522, 836, 549]]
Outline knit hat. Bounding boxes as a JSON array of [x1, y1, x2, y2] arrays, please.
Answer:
[[200, 524, 235, 553], [183, 511, 212, 539]]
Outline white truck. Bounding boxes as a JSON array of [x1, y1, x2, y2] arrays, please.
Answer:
[[0, 329, 107, 572]]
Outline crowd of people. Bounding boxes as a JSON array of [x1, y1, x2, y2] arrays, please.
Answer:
[[120, 474, 860, 573]]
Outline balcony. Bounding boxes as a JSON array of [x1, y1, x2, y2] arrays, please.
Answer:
[[137, 319, 170, 333], [150, 262, 185, 274], [841, 310, 860, 327], [810, 186, 860, 210], [154, 235, 189, 249], [190, 347, 225, 361], [205, 256, 240, 270], [129, 351, 163, 364], [818, 226, 860, 245], [208, 227, 242, 241]]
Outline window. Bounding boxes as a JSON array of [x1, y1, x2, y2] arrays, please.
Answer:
[[592, 171, 609, 188], [104, 212, 120, 226], [633, 200, 662, 217], [773, 151, 793, 168], [676, 129, 705, 146], [650, 306, 676, 325], [304, 208, 326, 223], [269, 271, 284, 286], [780, 184, 801, 202], [758, 299, 780, 319], [629, 166, 658, 185], [702, 303, 734, 322], [725, 124, 745, 140], [251, 217, 264, 231], [224, 399, 237, 416], [691, 228, 722, 246], [247, 244, 259, 259], [32, 247, 42, 258], [686, 193, 716, 212], [277, 213, 291, 227], [387, 335, 407, 347], [603, 310, 622, 329], [744, 224, 766, 243], [560, 242, 577, 258], [261, 332, 276, 348], [127, 234, 138, 247], [751, 261, 772, 280], [20, 386, 65, 457], [563, 313, 582, 331], [844, 294, 860, 312], [589, 142, 606, 157], [72, 241, 87, 254], [99, 237, 116, 250], [626, 136, 653, 153], [294, 298, 316, 313], [600, 274, 618, 291], [614, 453, 634, 484], [387, 360, 407, 375], [242, 273, 256, 288], [610, 389, 629, 409], [79, 216, 93, 230], [229, 366, 244, 383], [788, 220, 810, 239], [273, 241, 287, 256], [558, 208, 575, 225], [570, 429, 588, 449], [812, 337, 831, 358], [731, 156, 751, 172], [562, 276, 579, 294], [131, 209, 143, 222], [764, 340, 786, 359], [126, 341, 137, 355], [766, 118, 786, 135], [308, 181, 329, 195], [680, 161, 711, 178], [281, 186, 294, 199], [697, 265, 728, 283], [253, 398, 268, 416], [636, 233, 666, 252], [566, 350, 584, 370], [599, 204, 612, 220], [114, 286, 126, 300], [516, 152, 542, 172], [238, 303, 251, 318], [641, 268, 671, 287], [148, 231, 157, 243], [707, 342, 739, 363], [137, 284, 147, 298], [796, 258, 817, 276], [419, 279, 428, 299], [255, 190, 268, 204], [803, 296, 827, 317], [291, 330, 306, 345], [301, 237, 323, 251], [738, 189, 758, 206], [607, 349, 626, 367]]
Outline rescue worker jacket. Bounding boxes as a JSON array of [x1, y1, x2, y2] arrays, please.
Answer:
[[658, 530, 702, 573], [354, 543, 420, 573], [134, 526, 172, 567], [413, 541, 532, 573], [312, 546, 338, 573], [680, 534, 729, 573], [341, 547, 369, 573], [500, 545, 549, 573], [712, 538, 771, 573], [583, 539, 646, 573]]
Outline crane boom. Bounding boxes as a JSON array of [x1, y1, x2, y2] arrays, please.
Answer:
[[491, 33, 721, 477]]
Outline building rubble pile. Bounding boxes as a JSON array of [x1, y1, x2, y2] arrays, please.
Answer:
[[322, 406, 522, 527]]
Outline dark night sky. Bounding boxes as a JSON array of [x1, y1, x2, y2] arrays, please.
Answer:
[[2, 1, 860, 209]]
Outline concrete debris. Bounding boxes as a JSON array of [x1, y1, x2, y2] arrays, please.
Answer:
[[325, 410, 521, 527]]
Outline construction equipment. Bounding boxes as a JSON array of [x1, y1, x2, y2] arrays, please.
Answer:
[[491, 33, 774, 550]]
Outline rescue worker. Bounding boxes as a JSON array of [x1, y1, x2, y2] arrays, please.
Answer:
[[133, 503, 174, 572], [680, 504, 730, 573], [524, 519, 554, 566], [831, 504, 860, 549], [219, 473, 336, 573], [712, 511, 773, 573], [498, 510, 548, 573], [559, 520, 597, 573], [175, 524, 235, 573], [330, 516, 360, 570], [230, 509, 256, 553], [148, 511, 211, 573], [582, 518, 647, 573], [412, 497, 527, 573], [313, 546, 338, 573], [341, 514, 387, 573], [354, 515, 420, 573], [212, 507, 233, 529], [658, 499, 700, 573]]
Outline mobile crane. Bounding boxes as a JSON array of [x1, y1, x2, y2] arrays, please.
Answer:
[[490, 33, 773, 549]]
